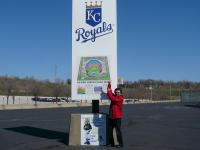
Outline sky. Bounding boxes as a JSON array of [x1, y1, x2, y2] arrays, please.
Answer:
[[0, 0, 200, 82]]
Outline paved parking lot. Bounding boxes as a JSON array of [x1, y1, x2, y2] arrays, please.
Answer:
[[0, 103, 200, 150]]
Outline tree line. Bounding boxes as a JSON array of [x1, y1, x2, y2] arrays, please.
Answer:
[[0, 76, 200, 103], [0, 76, 71, 104], [119, 79, 200, 100]]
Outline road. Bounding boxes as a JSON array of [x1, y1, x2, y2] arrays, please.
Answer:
[[0, 103, 200, 150]]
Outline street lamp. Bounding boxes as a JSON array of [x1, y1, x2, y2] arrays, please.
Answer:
[[149, 86, 153, 100]]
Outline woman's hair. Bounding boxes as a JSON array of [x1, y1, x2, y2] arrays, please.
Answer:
[[114, 87, 123, 94]]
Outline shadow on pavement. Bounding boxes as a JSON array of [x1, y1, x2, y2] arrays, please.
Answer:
[[4, 126, 69, 145], [185, 104, 200, 109]]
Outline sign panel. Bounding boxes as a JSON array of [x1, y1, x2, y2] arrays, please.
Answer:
[[81, 114, 107, 145], [72, 0, 117, 100]]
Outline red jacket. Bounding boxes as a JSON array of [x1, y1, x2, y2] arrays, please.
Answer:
[[107, 84, 123, 119]]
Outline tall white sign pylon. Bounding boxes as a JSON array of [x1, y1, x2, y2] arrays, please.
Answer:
[[72, 0, 117, 100]]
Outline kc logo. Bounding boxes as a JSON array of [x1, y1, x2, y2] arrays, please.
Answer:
[[85, 1, 102, 27], [75, 1, 113, 43]]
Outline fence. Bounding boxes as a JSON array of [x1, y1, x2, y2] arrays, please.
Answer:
[[181, 91, 200, 105]]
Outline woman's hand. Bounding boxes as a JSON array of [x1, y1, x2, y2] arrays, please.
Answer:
[[107, 81, 111, 89]]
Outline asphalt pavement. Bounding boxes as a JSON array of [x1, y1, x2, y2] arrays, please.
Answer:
[[0, 103, 200, 150]]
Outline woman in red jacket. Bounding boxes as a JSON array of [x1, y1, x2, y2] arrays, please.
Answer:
[[107, 81, 124, 148]]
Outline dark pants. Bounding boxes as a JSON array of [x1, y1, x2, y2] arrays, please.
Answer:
[[109, 118, 123, 146]]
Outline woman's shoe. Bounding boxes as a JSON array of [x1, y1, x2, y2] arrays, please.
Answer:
[[106, 144, 115, 147], [115, 145, 123, 148]]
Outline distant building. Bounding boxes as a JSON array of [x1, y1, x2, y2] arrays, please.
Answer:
[[118, 77, 124, 85]]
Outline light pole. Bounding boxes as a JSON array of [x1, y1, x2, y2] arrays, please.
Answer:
[[169, 81, 172, 100], [149, 86, 153, 100], [170, 84, 172, 99]]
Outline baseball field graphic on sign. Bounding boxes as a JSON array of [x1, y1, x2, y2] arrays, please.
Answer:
[[78, 56, 110, 81]]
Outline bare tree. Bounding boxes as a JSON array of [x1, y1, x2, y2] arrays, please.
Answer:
[[67, 78, 71, 85], [123, 88, 134, 99], [11, 89, 16, 104], [30, 80, 41, 105], [65, 84, 71, 101], [3, 77, 14, 105], [53, 84, 61, 104]]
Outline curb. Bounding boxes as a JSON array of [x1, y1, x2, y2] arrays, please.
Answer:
[[0, 103, 93, 110], [0, 100, 180, 110]]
